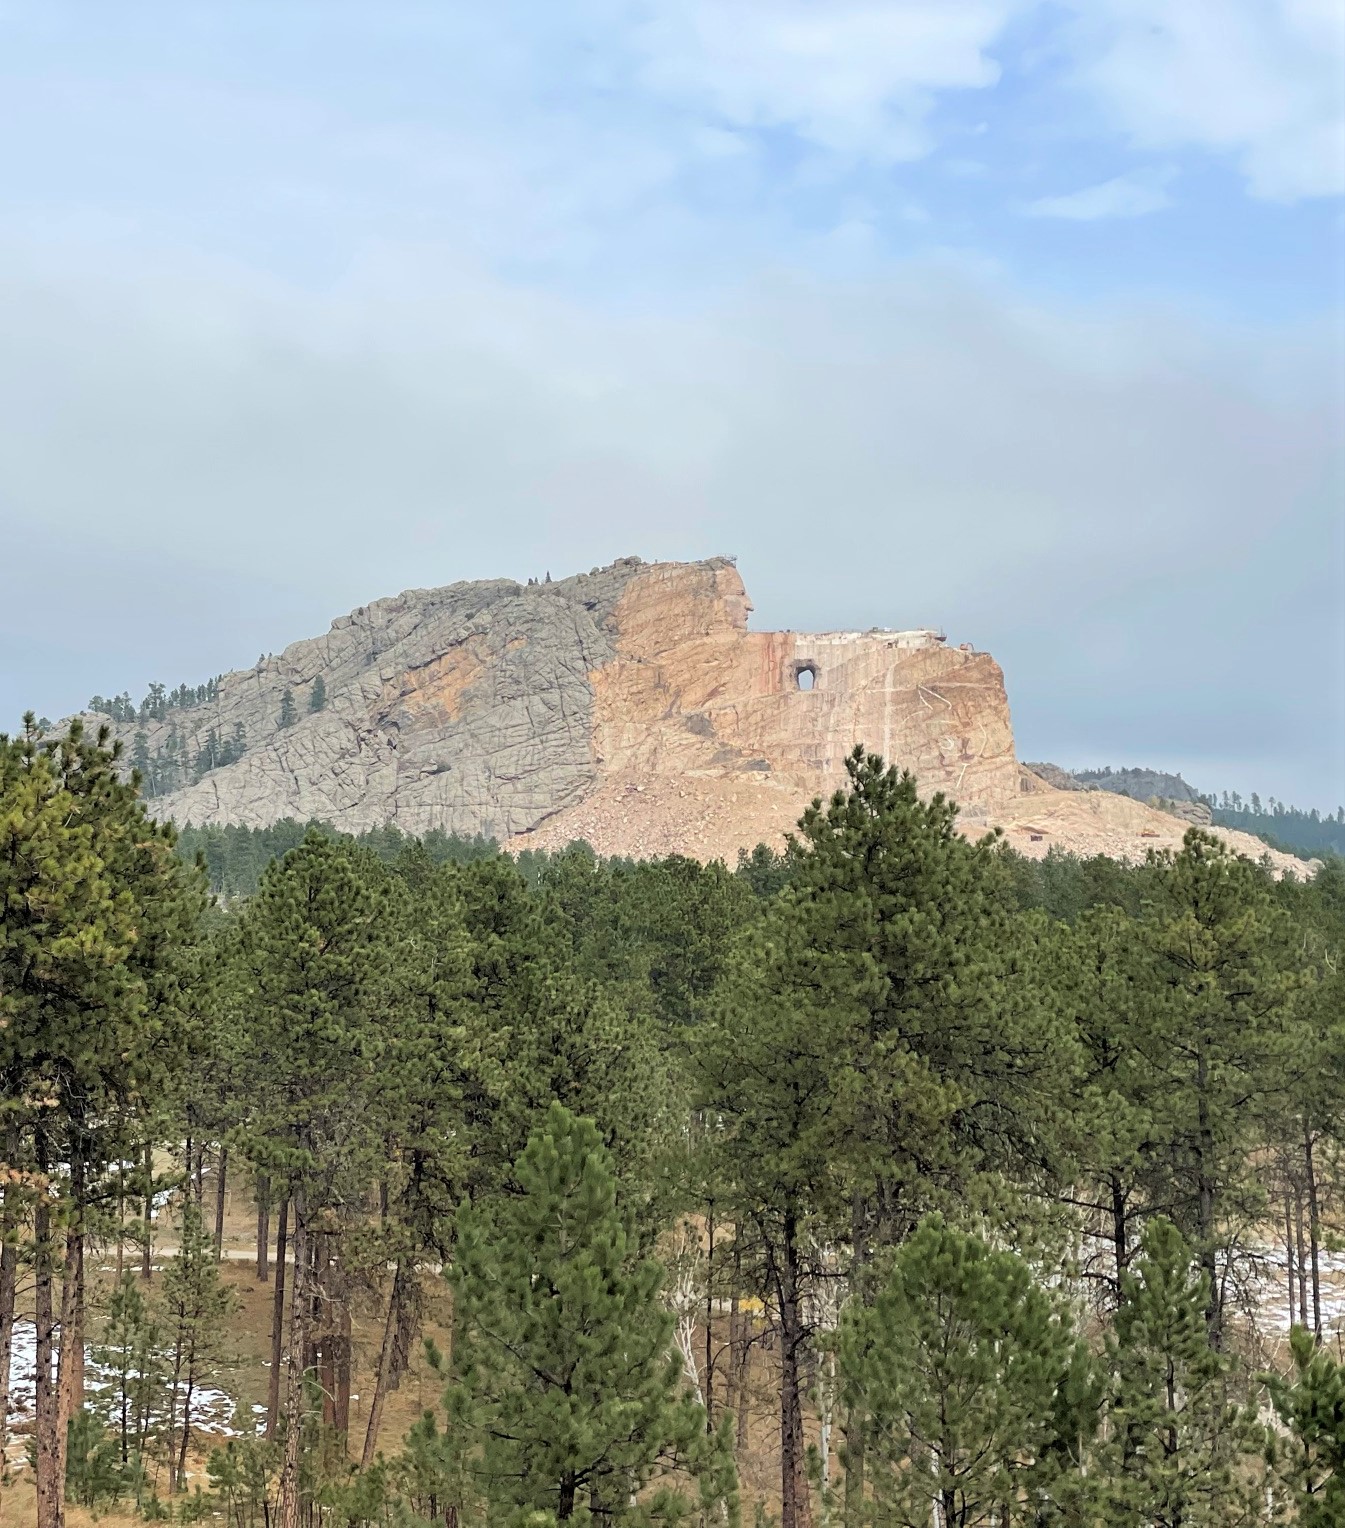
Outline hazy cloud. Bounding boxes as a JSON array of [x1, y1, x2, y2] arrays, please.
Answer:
[[1069, 0, 1345, 200], [629, 0, 1018, 160], [1026, 166, 1176, 221]]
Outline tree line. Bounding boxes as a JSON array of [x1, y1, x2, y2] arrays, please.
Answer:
[[1, 719, 1342, 1526], [1207, 798, 1345, 862], [89, 679, 226, 725]]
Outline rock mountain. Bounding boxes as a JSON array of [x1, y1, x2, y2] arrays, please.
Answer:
[[83, 557, 1302, 871]]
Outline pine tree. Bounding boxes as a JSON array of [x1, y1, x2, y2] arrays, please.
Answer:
[[785, 747, 1069, 1247], [1097, 1218, 1269, 1526], [696, 892, 870, 1528], [1272, 869, 1345, 1341], [840, 1214, 1099, 1527], [1268, 1325, 1345, 1526], [133, 730, 153, 792], [1049, 906, 1159, 1294], [497, 968, 680, 1218], [1135, 831, 1299, 1345], [359, 865, 482, 1465], [93, 1270, 167, 1478], [440, 1102, 731, 1524], [278, 688, 297, 728], [0, 716, 204, 1528], [308, 675, 327, 713], [231, 830, 391, 1521], [160, 1200, 237, 1493]]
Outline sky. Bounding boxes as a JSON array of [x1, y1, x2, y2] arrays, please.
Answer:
[[1, 1, 1342, 808]]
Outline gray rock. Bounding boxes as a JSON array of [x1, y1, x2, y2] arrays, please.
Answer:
[[85, 559, 668, 836], [1022, 762, 1083, 792], [1071, 766, 1205, 803]]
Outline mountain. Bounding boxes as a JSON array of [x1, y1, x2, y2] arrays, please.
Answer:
[[1069, 766, 1203, 804], [74, 557, 1308, 872]]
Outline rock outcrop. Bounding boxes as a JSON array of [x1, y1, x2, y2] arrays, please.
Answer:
[[82, 557, 1306, 874], [1071, 765, 1205, 803]]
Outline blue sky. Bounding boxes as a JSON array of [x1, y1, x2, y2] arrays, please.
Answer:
[[1, 1, 1342, 806]]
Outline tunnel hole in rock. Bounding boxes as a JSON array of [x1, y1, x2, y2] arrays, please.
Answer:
[[794, 662, 818, 691]]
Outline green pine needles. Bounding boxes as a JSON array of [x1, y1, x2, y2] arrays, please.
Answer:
[[434, 1103, 736, 1525], [841, 1215, 1099, 1526]]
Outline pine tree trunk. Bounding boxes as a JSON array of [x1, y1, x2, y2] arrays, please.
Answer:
[[1110, 1174, 1129, 1298], [166, 1335, 182, 1494], [214, 1146, 228, 1260], [176, 1363, 195, 1494], [256, 1176, 270, 1283], [1295, 1184, 1309, 1331], [0, 1237, 14, 1476], [141, 1139, 154, 1281], [56, 1154, 86, 1486], [844, 1198, 868, 1528], [324, 1241, 352, 1444], [726, 1231, 751, 1455], [317, 1238, 337, 1432], [724, 1295, 741, 1427], [1194, 1057, 1220, 1348], [278, 1194, 309, 1528], [72, 1229, 85, 1415], [1304, 1129, 1323, 1342], [705, 1204, 715, 1430], [266, 1198, 289, 1439], [334, 1293, 352, 1443], [1286, 1197, 1298, 1327], [736, 1332, 752, 1455], [362, 1260, 410, 1467], [0, 1129, 18, 1474], [116, 1152, 125, 1282], [776, 1207, 812, 1528], [34, 1194, 63, 1528]]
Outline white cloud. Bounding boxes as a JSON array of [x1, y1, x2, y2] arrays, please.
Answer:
[[1070, 0, 1345, 200], [615, 0, 1345, 200], [629, 0, 1021, 160], [1026, 166, 1176, 220]]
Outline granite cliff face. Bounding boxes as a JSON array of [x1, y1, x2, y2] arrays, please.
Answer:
[[88, 557, 1304, 872]]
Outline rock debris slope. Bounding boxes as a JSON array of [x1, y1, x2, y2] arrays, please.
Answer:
[[88, 557, 1305, 873]]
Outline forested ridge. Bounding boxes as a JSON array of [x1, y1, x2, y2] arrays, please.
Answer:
[[1206, 800, 1345, 863], [2, 714, 1343, 1528]]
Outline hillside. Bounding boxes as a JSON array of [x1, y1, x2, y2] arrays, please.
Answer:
[[1027, 762, 1342, 861]]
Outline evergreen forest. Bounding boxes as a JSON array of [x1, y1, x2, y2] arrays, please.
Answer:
[[1207, 800, 1345, 863], [3, 714, 1344, 1528]]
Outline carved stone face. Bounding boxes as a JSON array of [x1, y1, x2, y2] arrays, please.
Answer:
[[716, 565, 753, 629]]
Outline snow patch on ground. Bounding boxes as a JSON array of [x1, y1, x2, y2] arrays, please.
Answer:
[[4, 1320, 248, 1470]]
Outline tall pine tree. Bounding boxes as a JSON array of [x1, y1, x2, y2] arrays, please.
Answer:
[[840, 1214, 1099, 1527], [439, 1103, 732, 1525]]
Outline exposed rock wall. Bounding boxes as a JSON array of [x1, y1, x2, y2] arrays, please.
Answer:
[[86, 557, 1307, 875], [106, 561, 647, 838]]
